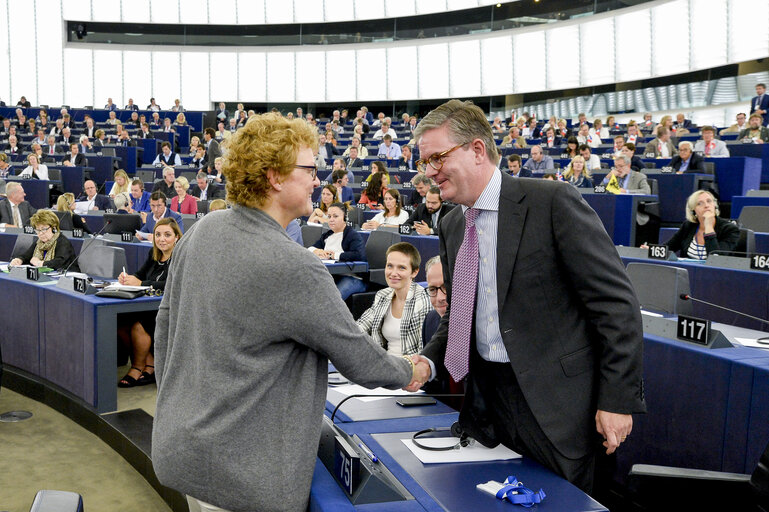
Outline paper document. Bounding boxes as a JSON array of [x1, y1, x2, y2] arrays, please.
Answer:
[[331, 384, 422, 402], [734, 337, 769, 349], [73, 201, 91, 215], [321, 259, 337, 264], [402, 438, 521, 464], [641, 310, 664, 318], [102, 284, 151, 292]]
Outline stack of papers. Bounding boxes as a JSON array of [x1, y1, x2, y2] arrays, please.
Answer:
[[101, 284, 151, 292], [734, 337, 769, 349]]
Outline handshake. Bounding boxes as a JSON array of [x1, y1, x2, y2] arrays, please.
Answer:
[[403, 354, 432, 392]]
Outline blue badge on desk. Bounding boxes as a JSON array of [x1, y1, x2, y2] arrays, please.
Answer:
[[477, 476, 545, 507]]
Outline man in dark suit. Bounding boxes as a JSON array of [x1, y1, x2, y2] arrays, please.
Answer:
[[215, 102, 229, 123], [124, 98, 139, 111], [405, 186, 454, 235], [4, 135, 21, 155], [204, 128, 222, 162], [506, 154, 532, 177], [116, 131, 136, 147], [43, 135, 63, 156], [670, 141, 706, 173], [750, 83, 769, 127], [63, 143, 87, 167], [59, 127, 74, 147], [190, 171, 223, 201], [139, 122, 154, 139], [345, 146, 362, 169], [410, 100, 645, 493], [408, 174, 432, 206], [398, 144, 416, 170], [78, 180, 112, 211], [0, 182, 36, 227], [673, 113, 693, 131]]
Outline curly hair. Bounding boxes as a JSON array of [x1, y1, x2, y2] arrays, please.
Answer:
[[223, 113, 318, 208], [30, 210, 60, 231]]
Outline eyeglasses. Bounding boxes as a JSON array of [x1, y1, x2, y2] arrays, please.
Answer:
[[416, 143, 466, 173], [295, 164, 318, 179], [34, 226, 51, 234], [426, 284, 447, 297]]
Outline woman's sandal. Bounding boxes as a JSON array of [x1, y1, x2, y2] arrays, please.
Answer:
[[138, 365, 156, 386], [118, 367, 144, 388]]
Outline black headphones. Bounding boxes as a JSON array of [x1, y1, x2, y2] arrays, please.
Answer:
[[412, 422, 474, 451], [51, 227, 57, 234]]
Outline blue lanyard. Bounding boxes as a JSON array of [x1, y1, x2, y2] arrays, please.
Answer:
[[495, 476, 546, 507]]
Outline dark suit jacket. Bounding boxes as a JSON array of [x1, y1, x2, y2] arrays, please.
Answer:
[[0, 199, 36, 226], [140, 129, 154, 139], [206, 139, 222, 161], [670, 152, 706, 173], [17, 235, 78, 271], [750, 94, 769, 126], [311, 226, 366, 262], [673, 120, 693, 130], [398, 156, 416, 171], [125, 104, 139, 111], [510, 167, 533, 178], [405, 202, 454, 232], [664, 217, 740, 257], [629, 155, 645, 172], [152, 181, 177, 199], [422, 173, 646, 459], [77, 193, 112, 211], [346, 157, 362, 168], [409, 189, 426, 206], [190, 184, 223, 200], [63, 153, 87, 166], [322, 142, 339, 158]]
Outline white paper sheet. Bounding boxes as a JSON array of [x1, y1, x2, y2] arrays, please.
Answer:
[[734, 337, 769, 349], [102, 284, 151, 292], [641, 310, 664, 318], [331, 384, 421, 402], [401, 438, 521, 464]]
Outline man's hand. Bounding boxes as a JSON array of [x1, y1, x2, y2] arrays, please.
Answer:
[[595, 410, 632, 455], [403, 354, 431, 392], [414, 221, 431, 235]]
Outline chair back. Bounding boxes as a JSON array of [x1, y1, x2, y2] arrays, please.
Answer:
[[738, 206, 769, 233], [365, 230, 401, 286], [626, 262, 692, 315], [301, 224, 324, 248], [78, 245, 127, 279], [745, 189, 769, 198], [11, 234, 36, 259], [54, 211, 74, 231]]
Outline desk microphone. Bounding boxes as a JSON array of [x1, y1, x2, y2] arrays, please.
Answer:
[[679, 294, 769, 327], [61, 219, 112, 277]]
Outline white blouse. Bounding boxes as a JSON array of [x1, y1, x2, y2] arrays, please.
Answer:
[[371, 210, 409, 226], [381, 302, 403, 356]]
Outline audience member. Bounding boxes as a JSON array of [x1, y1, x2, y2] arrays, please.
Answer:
[[203, 128, 222, 161], [399, 145, 416, 170], [55, 193, 92, 233], [506, 154, 531, 178], [170, 176, 197, 215], [308, 184, 336, 224], [359, 172, 388, 209], [503, 126, 528, 148], [670, 141, 705, 174], [0, 182, 35, 227], [621, 143, 645, 171], [564, 156, 593, 188], [309, 202, 367, 299], [694, 126, 730, 157], [406, 186, 454, 235], [409, 174, 432, 205], [78, 180, 112, 211], [153, 167, 178, 199], [377, 134, 401, 160], [342, 136, 368, 158], [113, 192, 132, 213], [656, 190, 739, 259], [8, 210, 76, 271], [208, 198, 227, 211], [750, 83, 768, 126], [565, 136, 580, 158], [153, 142, 182, 166], [19, 153, 49, 180], [362, 189, 409, 229], [331, 170, 354, 204], [602, 154, 651, 194], [190, 172, 223, 201], [356, 242, 432, 356], [117, 218, 181, 387], [129, 179, 151, 212], [137, 191, 183, 241], [643, 126, 677, 158], [739, 113, 769, 143], [522, 145, 554, 172], [720, 113, 747, 135], [109, 169, 130, 198], [579, 144, 601, 172]]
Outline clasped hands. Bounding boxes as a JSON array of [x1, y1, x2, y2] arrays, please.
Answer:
[[403, 354, 431, 392]]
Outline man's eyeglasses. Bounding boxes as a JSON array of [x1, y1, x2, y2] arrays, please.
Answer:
[[426, 285, 446, 297], [416, 143, 466, 173], [295, 164, 318, 179]]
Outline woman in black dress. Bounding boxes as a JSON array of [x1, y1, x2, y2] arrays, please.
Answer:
[[117, 218, 181, 387]]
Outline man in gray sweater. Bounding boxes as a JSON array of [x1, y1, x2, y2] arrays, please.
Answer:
[[152, 113, 429, 512]]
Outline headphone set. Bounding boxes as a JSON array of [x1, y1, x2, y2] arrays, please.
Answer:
[[412, 422, 475, 451]]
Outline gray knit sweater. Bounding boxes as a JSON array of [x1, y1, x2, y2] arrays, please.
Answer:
[[152, 205, 412, 511]]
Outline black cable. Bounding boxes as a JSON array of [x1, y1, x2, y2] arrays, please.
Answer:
[[329, 393, 464, 423]]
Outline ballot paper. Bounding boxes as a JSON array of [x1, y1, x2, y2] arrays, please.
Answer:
[[101, 284, 151, 292], [331, 383, 422, 402], [402, 437, 521, 464], [734, 337, 769, 350]]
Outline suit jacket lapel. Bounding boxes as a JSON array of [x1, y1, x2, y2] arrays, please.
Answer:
[[496, 173, 527, 315]]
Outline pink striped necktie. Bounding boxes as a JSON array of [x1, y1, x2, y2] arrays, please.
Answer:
[[445, 207, 480, 382]]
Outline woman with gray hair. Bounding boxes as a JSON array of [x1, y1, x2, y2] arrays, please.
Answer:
[[654, 190, 739, 259], [113, 191, 132, 213], [152, 112, 429, 512]]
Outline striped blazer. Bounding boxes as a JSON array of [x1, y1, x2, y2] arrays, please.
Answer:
[[356, 282, 433, 355]]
